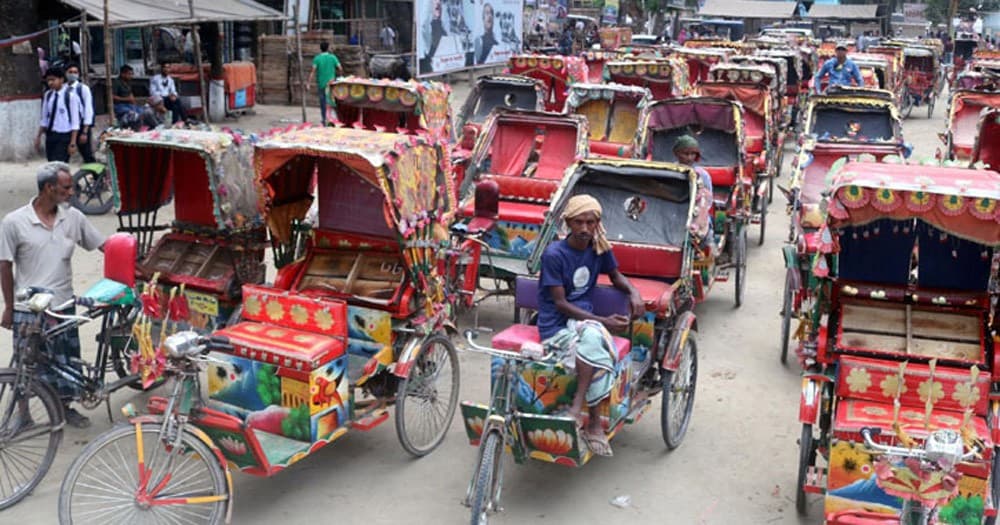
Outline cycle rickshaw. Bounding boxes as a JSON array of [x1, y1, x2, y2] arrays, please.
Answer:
[[507, 54, 589, 112], [563, 82, 651, 158]]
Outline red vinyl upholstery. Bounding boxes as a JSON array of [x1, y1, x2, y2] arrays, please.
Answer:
[[461, 201, 548, 224], [483, 174, 560, 203], [611, 243, 683, 279], [589, 141, 633, 158], [104, 233, 137, 287], [597, 274, 675, 315], [214, 322, 346, 371], [705, 166, 736, 187]]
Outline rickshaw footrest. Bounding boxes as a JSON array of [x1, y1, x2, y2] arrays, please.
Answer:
[[351, 409, 389, 431], [804, 465, 826, 494]]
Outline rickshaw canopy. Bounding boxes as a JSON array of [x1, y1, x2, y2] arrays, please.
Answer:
[[254, 126, 454, 245], [457, 75, 546, 128], [827, 162, 1000, 247], [106, 129, 261, 232], [637, 97, 745, 167], [328, 77, 452, 139], [564, 83, 652, 147], [804, 92, 903, 144], [606, 58, 691, 99]]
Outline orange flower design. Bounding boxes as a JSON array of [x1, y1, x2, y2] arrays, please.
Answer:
[[527, 429, 574, 455]]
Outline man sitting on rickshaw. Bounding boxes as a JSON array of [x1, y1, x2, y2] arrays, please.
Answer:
[[538, 195, 643, 457], [814, 44, 863, 94]]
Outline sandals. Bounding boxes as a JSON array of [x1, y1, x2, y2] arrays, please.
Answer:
[[580, 429, 613, 457]]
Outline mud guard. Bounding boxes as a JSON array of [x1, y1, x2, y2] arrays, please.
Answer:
[[393, 335, 426, 379], [661, 311, 697, 372], [129, 414, 234, 523], [798, 374, 830, 425]]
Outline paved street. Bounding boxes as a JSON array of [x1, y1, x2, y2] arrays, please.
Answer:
[[0, 82, 952, 524]]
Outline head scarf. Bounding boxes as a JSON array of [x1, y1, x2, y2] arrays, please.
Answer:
[[673, 134, 699, 151], [562, 194, 611, 255]]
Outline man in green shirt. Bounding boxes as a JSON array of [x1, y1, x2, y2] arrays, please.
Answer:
[[308, 41, 343, 124]]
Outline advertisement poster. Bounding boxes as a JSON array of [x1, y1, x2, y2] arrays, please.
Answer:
[[417, 0, 523, 76], [602, 0, 619, 26]]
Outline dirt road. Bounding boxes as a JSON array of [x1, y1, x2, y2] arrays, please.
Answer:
[[0, 84, 949, 524]]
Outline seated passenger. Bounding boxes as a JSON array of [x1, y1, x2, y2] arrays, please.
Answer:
[[673, 135, 715, 251], [538, 195, 643, 457]]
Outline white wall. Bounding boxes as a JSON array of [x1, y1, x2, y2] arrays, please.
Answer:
[[0, 98, 41, 162]]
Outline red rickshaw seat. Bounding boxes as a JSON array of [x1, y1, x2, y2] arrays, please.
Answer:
[[705, 166, 736, 187], [610, 243, 683, 279], [482, 175, 560, 203], [833, 398, 991, 449], [491, 324, 632, 361], [214, 321, 346, 371], [597, 274, 675, 315], [589, 141, 633, 157]]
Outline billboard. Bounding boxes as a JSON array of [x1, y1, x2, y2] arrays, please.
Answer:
[[417, 0, 523, 76]]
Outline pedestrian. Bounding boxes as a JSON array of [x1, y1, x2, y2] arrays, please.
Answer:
[[149, 61, 184, 123], [65, 63, 95, 164], [380, 23, 397, 50], [307, 41, 343, 124], [0, 161, 106, 428], [34, 67, 80, 162], [112, 65, 141, 123]]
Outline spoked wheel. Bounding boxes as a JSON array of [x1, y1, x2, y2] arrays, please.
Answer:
[[70, 166, 113, 215], [927, 96, 935, 119], [0, 371, 63, 510], [796, 423, 816, 516], [779, 269, 796, 365], [756, 188, 768, 247], [661, 338, 698, 449], [59, 423, 229, 524], [468, 430, 503, 525], [733, 225, 748, 308], [395, 334, 460, 456], [902, 89, 914, 119]]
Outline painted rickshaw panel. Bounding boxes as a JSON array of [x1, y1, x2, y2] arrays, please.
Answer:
[[581, 50, 621, 83], [605, 57, 691, 100], [326, 77, 453, 141]]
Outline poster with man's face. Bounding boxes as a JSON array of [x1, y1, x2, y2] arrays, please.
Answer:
[[417, 0, 523, 75]]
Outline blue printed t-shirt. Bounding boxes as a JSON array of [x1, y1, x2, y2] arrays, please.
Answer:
[[537, 239, 618, 340]]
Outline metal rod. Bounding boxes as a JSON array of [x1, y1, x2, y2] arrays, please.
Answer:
[[187, 0, 210, 122], [103, 0, 114, 125], [293, 0, 306, 123]]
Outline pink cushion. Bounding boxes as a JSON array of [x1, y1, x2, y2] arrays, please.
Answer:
[[492, 324, 631, 361]]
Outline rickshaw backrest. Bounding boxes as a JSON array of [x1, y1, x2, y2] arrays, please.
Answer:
[[515, 276, 629, 317], [487, 121, 579, 179], [650, 129, 739, 170], [916, 225, 993, 292], [837, 219, 915, 285], [103, 233, 137, 288], [485, 175, 559, 203], [316, 159, 395, 238]]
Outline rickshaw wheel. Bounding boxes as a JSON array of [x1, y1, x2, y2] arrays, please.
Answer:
[[661, 338, 697, 450], [395, 334, 460, 457], [468, 430, 502, 525], [71, 166, 113, 215], [779, 270, 795, 365], [927, 97, 935, 119], [902, 89, 914, 119], [733, 226, 748, 308], [796, 424, 816, 515]]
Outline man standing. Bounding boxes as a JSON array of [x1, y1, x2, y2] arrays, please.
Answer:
[[537, 195, 643, 456], [0, 162, 106, 428], [65, 63, 95, 164], [307, 41, 343, 124], [380, 23, 397, 51], [149, 62, 184, 124], [34, 67, 80, 162], [814, 44, 863, 94]]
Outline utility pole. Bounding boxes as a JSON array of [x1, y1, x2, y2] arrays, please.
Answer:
[[948, 0, 959, 36], [188, 0, 210, 122], [104, 0, 113, 126]]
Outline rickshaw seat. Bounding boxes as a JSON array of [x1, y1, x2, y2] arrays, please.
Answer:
[[214, 322, 346, 371], [482, 175, 560, 203], [597, 274, 675, 315], [589, 141, 633, 158], [705, 166, 736, 188], [490, 277, 631, 361], [833, 398, 991, 448], [610, 243, 683, 280], [460, 201, 548, 225]]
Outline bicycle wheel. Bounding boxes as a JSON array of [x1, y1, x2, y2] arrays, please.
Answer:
[[757, 188, 768, 247], [733, 225, 748, 308], [59, 423, 229, 524], [0, 370, 62, 510], [468, 430, 502, 525], [70, 166, 113, 215], [661, 338, 697, 449], [395, 334, 460, 456], [796, 423, 816, 516]]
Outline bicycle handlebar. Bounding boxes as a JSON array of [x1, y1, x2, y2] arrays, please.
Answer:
[[463, 330, 556, 363], [860, 427, 980, 464]]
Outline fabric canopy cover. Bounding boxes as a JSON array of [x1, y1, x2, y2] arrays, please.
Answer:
[[63, 0, 284, 27], [827, 162, 1000, 246], [106, 129, 260, 231]]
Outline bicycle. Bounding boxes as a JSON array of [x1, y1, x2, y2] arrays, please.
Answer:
[[0, 283, 138, 509], [59, 330, 233, 524]]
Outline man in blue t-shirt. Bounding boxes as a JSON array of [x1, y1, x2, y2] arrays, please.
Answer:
[[814, 44, 863, 94], [537, 194, 643, 456]]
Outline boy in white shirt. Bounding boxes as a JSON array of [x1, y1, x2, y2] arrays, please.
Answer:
[[34, 67, 80, 162], [65, 63, 95, 163], [149, 61, 184, 123]]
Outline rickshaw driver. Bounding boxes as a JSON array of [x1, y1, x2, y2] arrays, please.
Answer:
[[814, 44, 863, 94], [538, 195, 644, 457]]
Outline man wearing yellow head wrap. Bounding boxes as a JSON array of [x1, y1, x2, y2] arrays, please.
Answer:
[[537, 194, 643, 456]]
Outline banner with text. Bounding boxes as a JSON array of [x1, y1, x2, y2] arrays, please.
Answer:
[[416, 0, 524, 76]]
